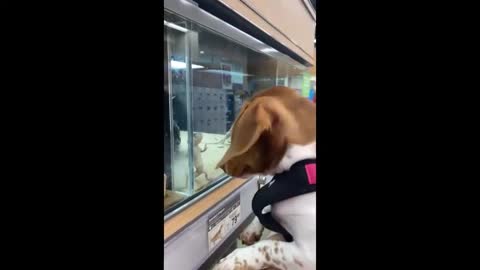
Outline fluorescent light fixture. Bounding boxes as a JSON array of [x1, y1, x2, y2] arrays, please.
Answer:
[[197, 69, 253, 76], [260, 48, 278, 53], [170, 60, 204, 69], [164, 20, 188, 33]]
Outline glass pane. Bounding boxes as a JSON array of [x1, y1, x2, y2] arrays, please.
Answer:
[[188, 23, 284, 192], [163, 9, 313, 213], [276, 61, 290, 86], [164, 12, 192, 211]]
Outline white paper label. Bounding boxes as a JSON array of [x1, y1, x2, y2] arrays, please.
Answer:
[[207, 195, 241, 251]]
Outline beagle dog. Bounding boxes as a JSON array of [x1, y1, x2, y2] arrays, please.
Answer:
[[213, 86, 316, 270]]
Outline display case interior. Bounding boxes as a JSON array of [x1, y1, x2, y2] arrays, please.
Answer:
[[164, 10, 314, 214]]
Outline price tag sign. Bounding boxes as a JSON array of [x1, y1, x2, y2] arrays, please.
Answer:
[[207, 195, 241, 251]]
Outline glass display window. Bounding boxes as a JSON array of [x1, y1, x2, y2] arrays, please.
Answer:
[[164, 9, 312, 215]]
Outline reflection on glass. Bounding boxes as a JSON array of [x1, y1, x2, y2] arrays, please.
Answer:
[[189, 24, 281, 192], [164, 13, 190, 210], [163, 10, 311, 213]]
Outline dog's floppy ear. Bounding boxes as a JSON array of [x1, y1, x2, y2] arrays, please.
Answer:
[[217, 99, 271, 168], [216, 96, 302, 175]]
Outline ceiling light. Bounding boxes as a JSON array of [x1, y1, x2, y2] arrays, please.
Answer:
[[164, 20, 188, 33], [170, 60, 204, 69], [260, 48, 278, 53]]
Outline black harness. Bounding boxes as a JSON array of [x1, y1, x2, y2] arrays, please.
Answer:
[[252, 159, 316, 242]]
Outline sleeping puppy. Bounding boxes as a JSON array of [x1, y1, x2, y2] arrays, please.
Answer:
[[213, 86, 316, 270]]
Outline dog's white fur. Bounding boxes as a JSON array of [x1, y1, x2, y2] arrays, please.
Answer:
[[268, 142, 316, 175], [214, 142, 316, 270]]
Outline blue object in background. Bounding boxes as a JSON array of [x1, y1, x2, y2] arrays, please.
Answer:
[[308, 88, 315, 101]]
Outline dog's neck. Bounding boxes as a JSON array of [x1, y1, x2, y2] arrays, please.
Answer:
[[267, 141, 316, 175]]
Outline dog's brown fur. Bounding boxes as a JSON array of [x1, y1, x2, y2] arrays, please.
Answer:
[[217, 86, 316, 177]]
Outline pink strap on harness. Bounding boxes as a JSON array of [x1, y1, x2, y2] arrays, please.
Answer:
[[305, 164, 316, 185]]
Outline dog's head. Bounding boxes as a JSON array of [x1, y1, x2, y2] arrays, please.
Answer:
[[216, 86, 316, 177]]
